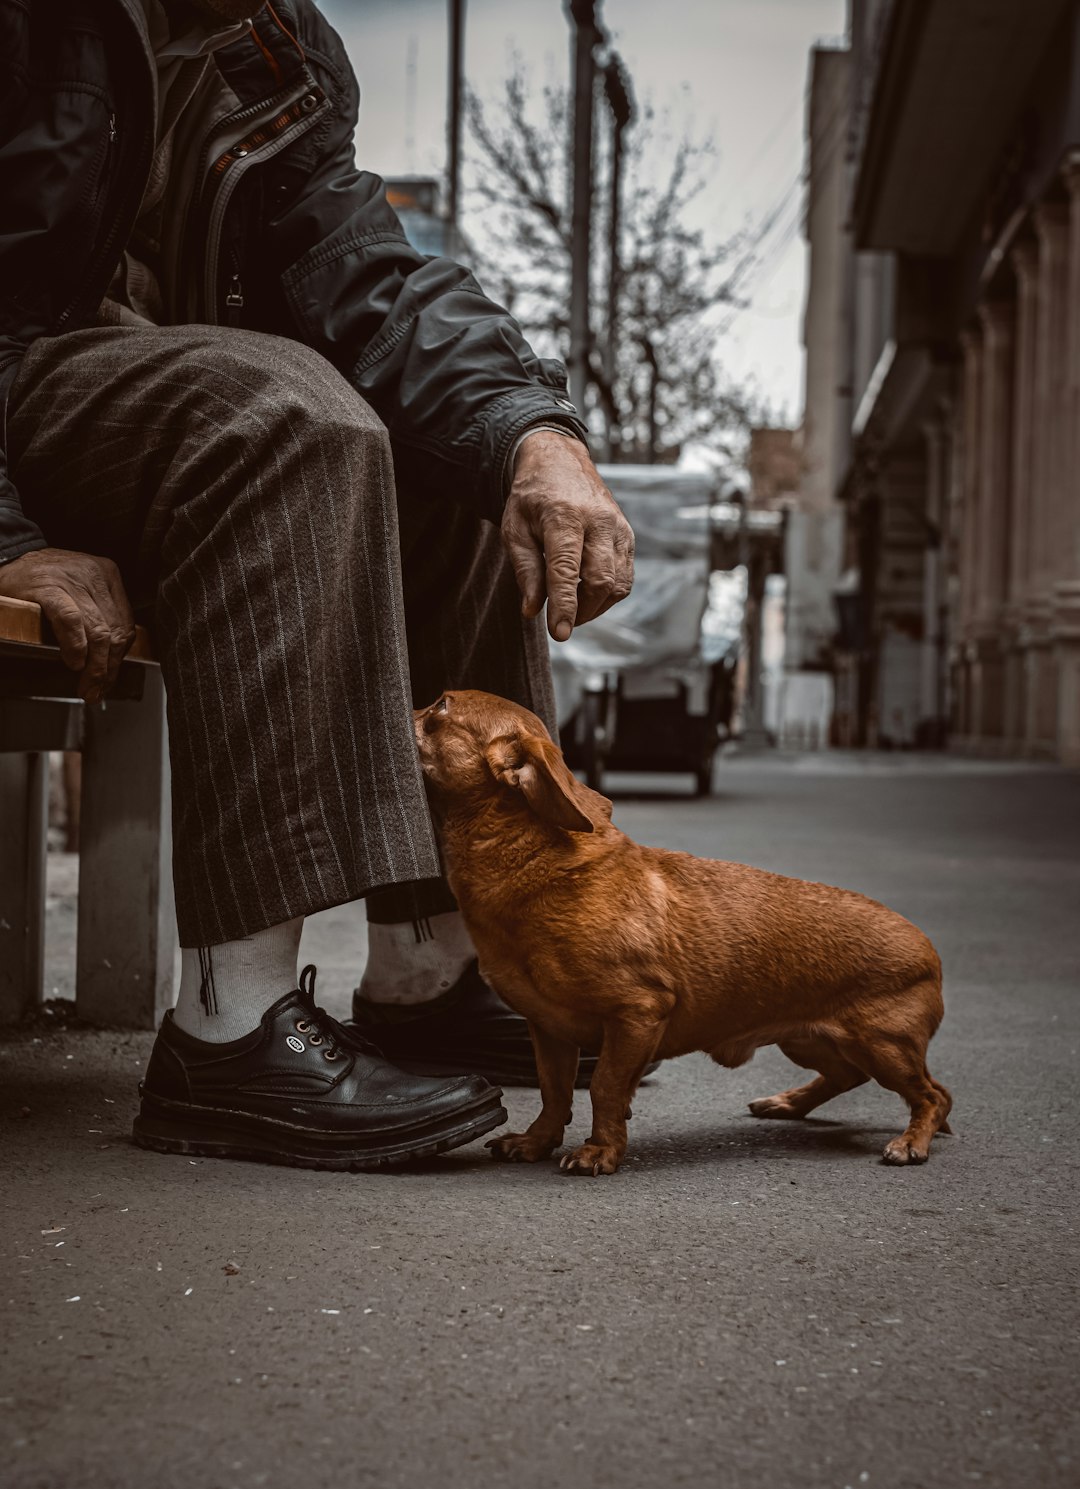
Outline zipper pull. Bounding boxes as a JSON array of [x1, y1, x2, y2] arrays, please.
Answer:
[[108, 113, 117, 143], [225, 275, 244, 309]]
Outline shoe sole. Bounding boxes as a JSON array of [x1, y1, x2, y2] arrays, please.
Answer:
[[132, 1088, 507, 1172]]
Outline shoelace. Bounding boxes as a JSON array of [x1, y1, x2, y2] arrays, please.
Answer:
[[294, 964, 382, 1060]]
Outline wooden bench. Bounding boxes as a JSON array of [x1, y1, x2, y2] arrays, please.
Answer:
[[0, 595, 175, 1028]]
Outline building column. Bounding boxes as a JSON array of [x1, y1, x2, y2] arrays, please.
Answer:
[[967, 298, 1015, 749], [1023, 202, 1069, 755], [950, 328, 983, 747], [1004, 241, 1039, 751], [919, 405, 951, 746], [1056, 159, 1080, 579], [942, 390, 966, 740], [1053, 159, 1080, 764]]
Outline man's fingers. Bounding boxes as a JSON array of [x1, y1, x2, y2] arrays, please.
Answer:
[[104, 626, 132, 692], [87, 558, 135, 692], [575, 516, 635, 626], [39, 589, 108, 704], [504, 437, 635, 638], [103, 579, 136, 689], [543, 525, 585, 641], [78, 618, 113, 703], [581, 582, 630, 625], [37, 589, 89, 674], [601, 526, 636, 619], [575, 545, 618, 626], [101, 557, 135, 630], [615, 521, 635, 580], [68, 572, 115, 702], [0, 550, 136, 700], [502, 523, 547, 618]]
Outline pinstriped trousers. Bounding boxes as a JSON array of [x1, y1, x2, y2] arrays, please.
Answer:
[[8, 324, 556, 946]]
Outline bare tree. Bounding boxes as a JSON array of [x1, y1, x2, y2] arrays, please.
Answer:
[[465, 64, 759, 466]]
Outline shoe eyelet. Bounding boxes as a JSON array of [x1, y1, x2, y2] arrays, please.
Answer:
[[309, 1034, 323, 1046], [295, 1020, 310, 1033], [323, 1050, 340, 1062]]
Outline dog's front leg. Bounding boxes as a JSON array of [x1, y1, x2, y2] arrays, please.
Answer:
[[486, 1022, 578, 1164], [561, 1012, 665, 1177]]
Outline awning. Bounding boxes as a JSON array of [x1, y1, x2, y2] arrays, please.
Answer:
[[854, 0, 1073, 255]]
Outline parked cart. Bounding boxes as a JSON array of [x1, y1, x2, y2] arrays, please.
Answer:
[[554, 465, 735, 796]]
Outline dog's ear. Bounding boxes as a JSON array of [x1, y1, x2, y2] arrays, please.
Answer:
[[485, 733, 595, 833]]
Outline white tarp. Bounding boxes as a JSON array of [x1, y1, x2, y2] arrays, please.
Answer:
[[553, 465, 715, 675]]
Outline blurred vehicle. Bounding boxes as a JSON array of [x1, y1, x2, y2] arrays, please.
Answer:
[[552, 465, 737, 796]]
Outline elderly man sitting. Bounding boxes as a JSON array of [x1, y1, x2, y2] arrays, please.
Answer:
[[0, 0, 633, 1168]]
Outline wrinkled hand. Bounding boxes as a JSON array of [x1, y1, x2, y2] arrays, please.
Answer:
[[502, 431, 634, 641], [0, 547, 135, 704]]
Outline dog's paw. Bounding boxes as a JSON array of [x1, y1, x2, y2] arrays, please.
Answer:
[[748, 1095, 804, 1120], [881, 1137, 930, 1166], [559, 1142, 621, 1177], [486, 1130, 558, 1164]]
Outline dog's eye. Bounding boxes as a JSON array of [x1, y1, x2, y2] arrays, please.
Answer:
[[436, 696, 449, 714]]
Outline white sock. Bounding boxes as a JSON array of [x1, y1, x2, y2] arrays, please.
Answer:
[[358, 910, 475, 1005], [173, 917, 304, 1043]]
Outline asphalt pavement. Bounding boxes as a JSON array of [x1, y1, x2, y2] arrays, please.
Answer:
[[2, 752, 1078, 1489]]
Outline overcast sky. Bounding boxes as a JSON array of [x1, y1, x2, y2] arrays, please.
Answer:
[[319, 0, 848, 422]]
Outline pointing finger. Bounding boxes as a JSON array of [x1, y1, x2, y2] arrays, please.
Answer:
[[543, 525, 585, 641]]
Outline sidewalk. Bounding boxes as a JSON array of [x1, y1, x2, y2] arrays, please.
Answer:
[[4, 754, 1079, 1489]]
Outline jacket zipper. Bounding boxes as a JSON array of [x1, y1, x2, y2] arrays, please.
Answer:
[[178, 73, 325, 322], [200, 87, 329, 324], [224, 242, 245, 327]]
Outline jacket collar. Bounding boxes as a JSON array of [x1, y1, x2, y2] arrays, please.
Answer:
[[109, 0, 306, 116], [214, 4, 309, 105]]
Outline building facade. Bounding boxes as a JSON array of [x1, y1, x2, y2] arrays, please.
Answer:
[[800, 0, 1080, 762], [788, 43, 850, 684]]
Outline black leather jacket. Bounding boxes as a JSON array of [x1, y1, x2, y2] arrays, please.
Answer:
[[0, 0, 587, 565]]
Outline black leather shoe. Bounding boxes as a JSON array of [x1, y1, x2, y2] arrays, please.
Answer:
[[348, 961, 659, 1089], [133, 967, 506, 1170]]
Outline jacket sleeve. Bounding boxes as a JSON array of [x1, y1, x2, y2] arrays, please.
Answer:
[[268, 6, 588, 525], [0, 337, 48, 567], [0, 0, 59, 564], [0, 7, 54, 566]]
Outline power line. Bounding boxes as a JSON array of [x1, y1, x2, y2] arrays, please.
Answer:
[[718, 94, 849, 325]]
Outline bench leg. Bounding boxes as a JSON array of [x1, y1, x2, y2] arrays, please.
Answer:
[[0, 752, 48, 1023], [77, 669, 176, 1028]]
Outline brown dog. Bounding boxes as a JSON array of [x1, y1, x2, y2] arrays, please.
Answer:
[[415, 690, 952, 1177]]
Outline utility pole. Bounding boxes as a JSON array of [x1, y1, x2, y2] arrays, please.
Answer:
[[567, 0, 601, 421], [446, 0, 466, 239], [602, 55, 633, 461]]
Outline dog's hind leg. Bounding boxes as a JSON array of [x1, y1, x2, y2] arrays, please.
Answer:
[[928, 1076, 954, 1134], [748, 1034, 868, 1120], [833, 981, 952, 1165]]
